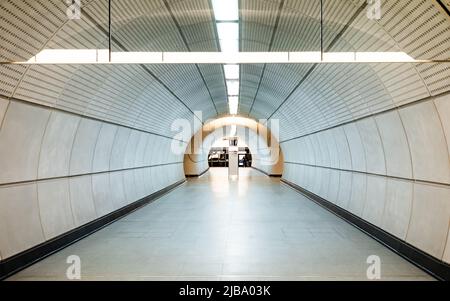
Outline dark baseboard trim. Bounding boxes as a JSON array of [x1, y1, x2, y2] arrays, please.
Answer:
[[185, 167, 210, 178], [0, 179, 186, 280], [281, 179, 450, 281], [251, 166, 283, 177]]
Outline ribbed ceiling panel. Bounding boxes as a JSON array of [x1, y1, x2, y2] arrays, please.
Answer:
[[0, 0, 449, 142]]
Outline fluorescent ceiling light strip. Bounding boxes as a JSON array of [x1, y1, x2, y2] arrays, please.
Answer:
[[27, 49, 109, 64], [217, 23, 239, 42], [323, 52, 356, 62], [229, 96, 239, 115], [16, 50, 439, 64], [224, 64, 239, 79], [355, 52, 416, 62], [289, 51, 418, 63], [220, 39, 239, 53], [289, 51, 322, 63], [212, 0, 239, 21], [112, 51, 163, 63], [227, 80, 240, 95]]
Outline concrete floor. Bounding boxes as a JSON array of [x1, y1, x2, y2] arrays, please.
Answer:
[[8, 168, 432, 281]]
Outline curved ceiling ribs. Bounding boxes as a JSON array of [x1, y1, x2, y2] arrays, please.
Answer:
[[0, 0, 449, 143], [241, 0, 450, 142]]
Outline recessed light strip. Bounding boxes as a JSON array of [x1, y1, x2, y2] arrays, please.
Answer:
[[212, 0, 240, 115], [3, 51, 442, 65]]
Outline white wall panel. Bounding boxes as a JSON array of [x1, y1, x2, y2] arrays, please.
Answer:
[[326, 170, 340, 204], [123, 169, 138, 204], [38, 112, 80, 178], [151, 166, 164, 191], [362, 175, 387, 227], [135, 133, 150, 167], [331, 127, 352, 170], [343, 124, 366, 172], [69, 175, 97, 227], [123, 130, 141, 168], [304, 136, 316, 165], [318, 168, 331, 199], [375, 111, 413, 178], [0, 183, 45, 258], [143, 135, 155, 166], [92, 123, 118, 173], [323, 129, 339, 168], [69, 119, 102, 175], [92, 173, 114, 217], [317, 131, 331, 167], [357, 118, 386, 175], [109, 171, 127, 209], [37, 179, 75, 240], [309, 134, 324, 167], [134, 168, 147, 200], [144, 167, 155, 194], [381, 178, 413, 240], [110, 127, 131, 170], [336, 171, 352, 209], [400, 102, 450, 184], [0, 98, 9, 125], [348, 173, 367, 216], [406, 183, 450, 259], [151, 137, 162, 165], [434, 94, 450, 154], [0, 102, 50, 183]]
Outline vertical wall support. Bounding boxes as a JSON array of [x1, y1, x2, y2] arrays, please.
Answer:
[[320, 0, 324, 62], [108, 0, 112, 62]]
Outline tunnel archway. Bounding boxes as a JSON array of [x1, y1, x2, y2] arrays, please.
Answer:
[[184, 116, 284, 177]]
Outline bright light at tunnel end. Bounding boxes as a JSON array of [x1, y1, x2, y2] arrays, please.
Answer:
[[170, 114, 281, 167]]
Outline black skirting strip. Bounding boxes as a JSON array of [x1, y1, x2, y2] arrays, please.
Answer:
[[0, 179, 186, 280], [251, 166, 282, 177], [185, 167, 210, 178], [281, 179, 450, 281]]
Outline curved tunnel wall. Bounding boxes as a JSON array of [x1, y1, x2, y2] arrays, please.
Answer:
[[0, 98, 185, 261], [0, 0, 449, 275], [281, 92, 450, 264]]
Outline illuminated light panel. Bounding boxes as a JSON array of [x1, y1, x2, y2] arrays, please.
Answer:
[[229, 96, 239, 115], [355, 52, 416, 63], [212, 0, 239, 21], [323, 52, 356, 62], [227, 80, 240, 95], [27, 49, 109, 64], [217, 23, 239, 41], [112, 51, 163, 63], [9, 51, 435, 65], [217, 22, 239, 53], [290, 51, 418, 63], [220, 39, 239, 53], [224, 64, 239, 79], [289, 51, 322, 63]]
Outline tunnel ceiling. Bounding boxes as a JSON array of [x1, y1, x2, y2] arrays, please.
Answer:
[[1, 0, 450, 141]]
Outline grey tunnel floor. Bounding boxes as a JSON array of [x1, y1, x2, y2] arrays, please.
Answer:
[[8, 168, 432, 281]]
